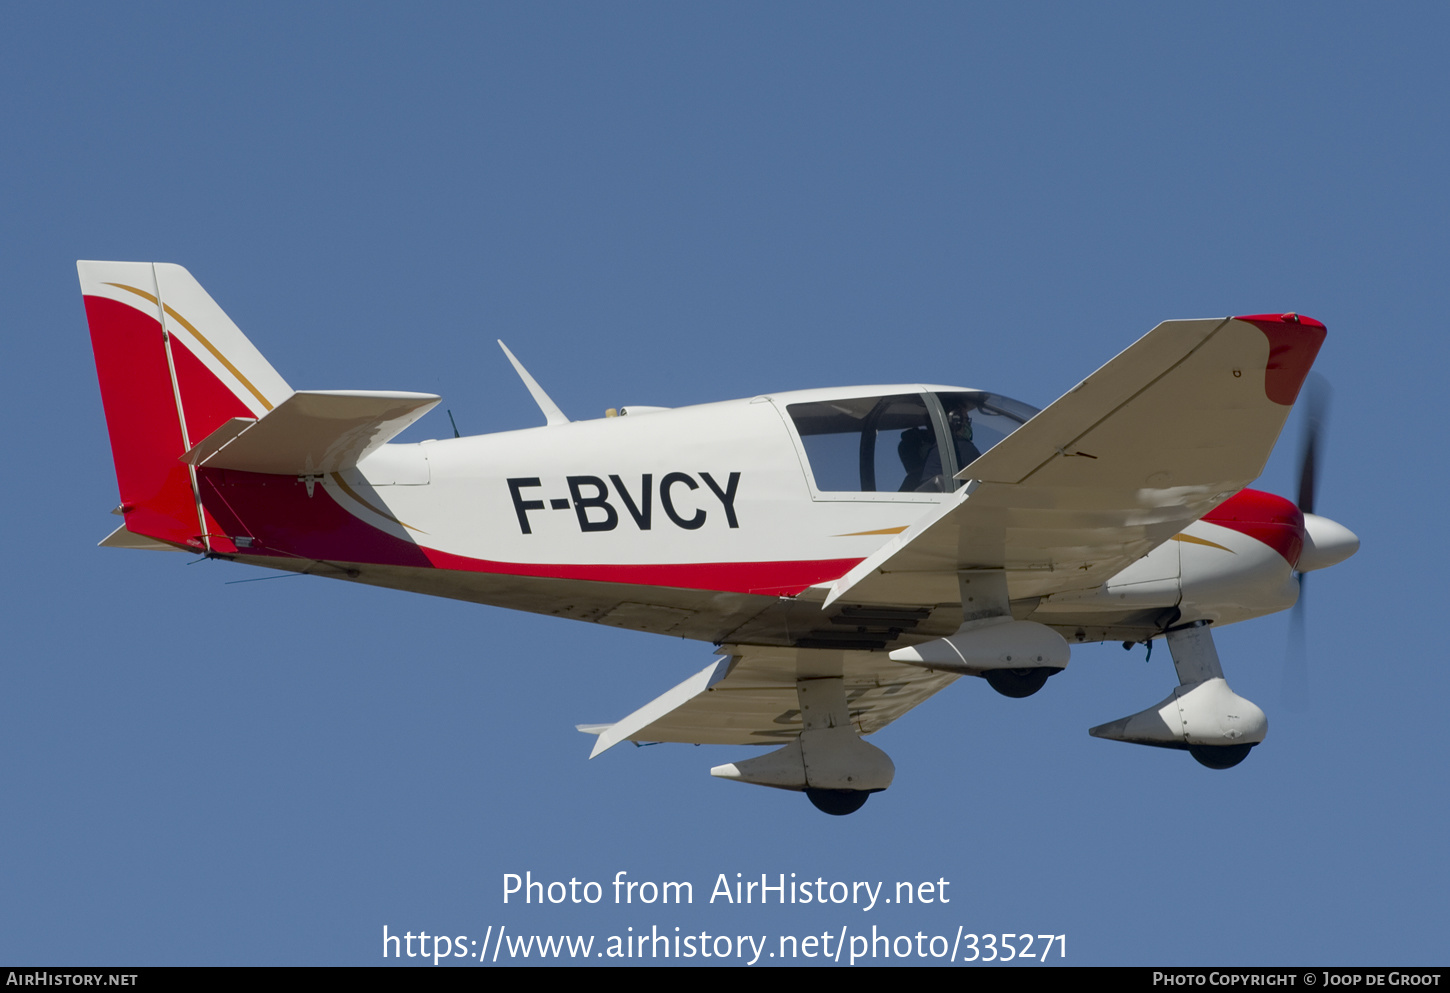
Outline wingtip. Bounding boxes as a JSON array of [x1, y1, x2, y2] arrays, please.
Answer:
[[1232, 314, 1327, 405], [577, 724, 617, 759], [1234, 312, 1327, 331]]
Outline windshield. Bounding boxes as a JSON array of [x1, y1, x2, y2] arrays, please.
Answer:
[[933, 391, 1039, 470]]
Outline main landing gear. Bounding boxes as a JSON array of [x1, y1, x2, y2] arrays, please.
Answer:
[[983, 666, 1060, 698], [805, 788, 873, 816], [890, 570, 1071, 699], [711, 675, 893, 817]]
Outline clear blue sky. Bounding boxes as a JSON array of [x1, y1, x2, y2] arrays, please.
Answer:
[[3, 2, 1445, 966]]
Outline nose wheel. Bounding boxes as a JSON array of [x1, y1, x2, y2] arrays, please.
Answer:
[[1090, 622, 1267, 766]]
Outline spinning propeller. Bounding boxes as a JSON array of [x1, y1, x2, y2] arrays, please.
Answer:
[[1285, 374, 1330, 710]]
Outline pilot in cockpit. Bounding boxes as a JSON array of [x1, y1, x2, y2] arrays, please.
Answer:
[[897, 426, 932, 491], [919, 401, 982, 489]]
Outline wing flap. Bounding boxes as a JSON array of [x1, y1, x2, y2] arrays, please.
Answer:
[[584, 646, 959, 754], [181, 390, 440, 475], [827, 315, 1324, 605]]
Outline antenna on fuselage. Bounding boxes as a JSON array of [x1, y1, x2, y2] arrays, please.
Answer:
[[497, 340, 569, 427]]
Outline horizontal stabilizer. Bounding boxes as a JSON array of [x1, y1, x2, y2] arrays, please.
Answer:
[[99, 525, 187, 552], [181, 390, 440, 475]]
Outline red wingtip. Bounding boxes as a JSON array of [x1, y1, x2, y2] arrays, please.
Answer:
[[1234, 312, 1327, 331], [1232, 313, 1327, 405]]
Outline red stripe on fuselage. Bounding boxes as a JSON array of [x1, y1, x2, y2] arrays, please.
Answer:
[[198, 467, 859, 596], [1202, 488, 1305, 567], [420, 546, 860, 596]]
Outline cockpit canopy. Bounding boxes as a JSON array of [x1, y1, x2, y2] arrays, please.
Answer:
[[786, 390, 1039, 494]]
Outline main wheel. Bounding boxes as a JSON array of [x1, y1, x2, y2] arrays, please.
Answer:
[[806, 789, 871, 816], [983, 667, 1061, 698], [1188, 743, 1254, 769]]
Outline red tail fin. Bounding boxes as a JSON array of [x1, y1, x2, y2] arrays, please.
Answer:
[[79, 262, 292, 549]]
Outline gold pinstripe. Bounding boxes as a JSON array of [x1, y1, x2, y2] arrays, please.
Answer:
[[1171, 532, 1235, 553], [105, 282, 274, 412], [329, 473, 425, 534]]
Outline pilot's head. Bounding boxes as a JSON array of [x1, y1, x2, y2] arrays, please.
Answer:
[[948, 407, 973, 439]]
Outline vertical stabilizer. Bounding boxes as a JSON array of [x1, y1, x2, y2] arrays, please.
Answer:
[[79, 261, 294, 549]]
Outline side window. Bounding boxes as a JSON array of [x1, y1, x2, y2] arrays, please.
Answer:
[[787, 394, 946, 493]]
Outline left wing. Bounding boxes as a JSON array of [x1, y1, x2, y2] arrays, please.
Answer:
[[825, 314, 1325, 607], [582, 645, 958, 754]]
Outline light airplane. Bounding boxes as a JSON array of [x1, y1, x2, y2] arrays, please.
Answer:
[[80, 261, 1359, 815]]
